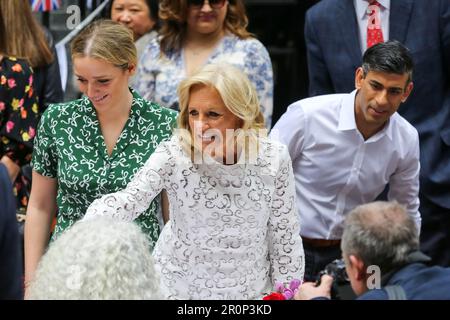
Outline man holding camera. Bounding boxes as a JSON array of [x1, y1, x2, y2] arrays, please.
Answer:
[[294, 201, 450, 300], [270, 40, 420, 281]]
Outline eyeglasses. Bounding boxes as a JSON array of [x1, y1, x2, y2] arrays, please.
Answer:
[[188, 0, 226, 10]]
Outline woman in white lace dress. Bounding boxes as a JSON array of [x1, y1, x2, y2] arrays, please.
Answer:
[[85, 63, 304, 299]]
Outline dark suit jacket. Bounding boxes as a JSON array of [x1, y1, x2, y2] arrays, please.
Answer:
[[0, 164, 23, 299], [34, 27, 64, 112], [305, 0, 450, 208]]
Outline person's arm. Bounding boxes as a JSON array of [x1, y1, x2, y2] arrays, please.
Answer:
[[23, 102, 60, 296], [24, 171, 57, 295], [388, 129, 421, 232], [84, 142, 171, 222], [267, 145, 305, 285], [244, 40, 273, 128], [304, 9, 334, 96]]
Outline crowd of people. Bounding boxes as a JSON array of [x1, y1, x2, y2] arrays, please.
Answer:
[[1, 0, 450, 300]]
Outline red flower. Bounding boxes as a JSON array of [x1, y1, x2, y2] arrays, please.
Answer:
[[263, 292, 286, 300]]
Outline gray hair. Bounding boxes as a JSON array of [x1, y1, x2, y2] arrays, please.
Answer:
[[341, 201, 419, 272], [28, 218, 162, 300]]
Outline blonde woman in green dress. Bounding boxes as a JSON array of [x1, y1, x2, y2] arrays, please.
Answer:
[[24, 20, 177, 294]]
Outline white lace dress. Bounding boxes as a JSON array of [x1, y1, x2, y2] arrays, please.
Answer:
[[84, 135, 304, 299]]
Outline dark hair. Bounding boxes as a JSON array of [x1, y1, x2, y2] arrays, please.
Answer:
[[159, 0, 252, 53], [106, 0, 159, 27], [362, 40, 414, 84]]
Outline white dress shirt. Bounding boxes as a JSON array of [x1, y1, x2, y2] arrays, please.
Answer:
[[354, 0, 390, 54], [270, 90, 421, 239]]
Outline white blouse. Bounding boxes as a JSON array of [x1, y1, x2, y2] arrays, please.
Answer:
[[84, 135, 304, 299]]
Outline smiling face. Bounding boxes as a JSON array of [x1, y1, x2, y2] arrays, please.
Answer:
[[354, 68, 413, 139], [187, 84, 242, 162], [186, 0, 228, 36], [111, 0, 155, 40], [73, 56, 134, 111]]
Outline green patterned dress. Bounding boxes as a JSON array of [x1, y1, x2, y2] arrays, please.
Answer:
[[31, 89, 177, 248]]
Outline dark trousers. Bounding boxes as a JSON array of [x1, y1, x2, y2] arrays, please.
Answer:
[[0, 163, 23, 299], [303, 242, 342, 282], [420, 193, 450, 267]]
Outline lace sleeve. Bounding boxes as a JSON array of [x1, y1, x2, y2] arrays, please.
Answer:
[[268, 146, 305, 284], [83, 142, 171, 222]]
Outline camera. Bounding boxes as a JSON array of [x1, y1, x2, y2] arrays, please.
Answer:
[[316, 259, 356, 300]]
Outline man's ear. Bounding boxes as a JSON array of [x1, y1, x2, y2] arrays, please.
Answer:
[[349, 255, 366, 281], [355, 67, 364, 90], [401, 81, 414, 103]]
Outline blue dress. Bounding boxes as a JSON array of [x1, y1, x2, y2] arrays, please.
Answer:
[[134, 34, 274, 127]]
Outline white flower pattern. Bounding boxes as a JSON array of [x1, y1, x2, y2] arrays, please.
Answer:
[[134, 34, 274, 127], [31, 90, 177, 246], [84, 136, 305, 299]]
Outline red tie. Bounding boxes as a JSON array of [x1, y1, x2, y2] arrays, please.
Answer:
[[367, 0, 384, 48]]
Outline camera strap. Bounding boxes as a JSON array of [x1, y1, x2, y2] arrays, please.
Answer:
[[384, 285, 407, 300]]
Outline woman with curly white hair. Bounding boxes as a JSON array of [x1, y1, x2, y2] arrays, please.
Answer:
[[84, 63, 305, 299], [27, 218, 162, 299]]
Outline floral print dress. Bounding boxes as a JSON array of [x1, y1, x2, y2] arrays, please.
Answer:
[[0, 56, 39, 211], [134, 34, 274, 127], [31, 90, 177, 247]]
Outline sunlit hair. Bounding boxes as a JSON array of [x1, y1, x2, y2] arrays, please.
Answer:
[[28, 218, 162, 300], [0, 0, 53, 67], [177, 63, 266, 162], [71, 19, 137, 69], [158, 0, 253, 53]]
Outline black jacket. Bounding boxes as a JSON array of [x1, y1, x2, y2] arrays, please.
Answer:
[[0, 164, 23, 300], [34, 28, 64, 111]]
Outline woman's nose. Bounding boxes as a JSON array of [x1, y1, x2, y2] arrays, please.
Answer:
[[118, 11, 132, 23]]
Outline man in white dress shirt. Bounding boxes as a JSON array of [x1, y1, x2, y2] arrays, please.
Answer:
[[270, 40, 420, 281]]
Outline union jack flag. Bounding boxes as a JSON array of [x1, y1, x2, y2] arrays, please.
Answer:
[[30, 0, 61, 12]]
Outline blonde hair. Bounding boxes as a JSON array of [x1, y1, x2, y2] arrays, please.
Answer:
[[0, 0, 53, 67], [70, 19, 137, 68], [177, 63, 266, 161], [158, 0, 253, 53]]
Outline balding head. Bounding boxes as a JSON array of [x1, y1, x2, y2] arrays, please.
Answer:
[[341, 201, 419, 272]]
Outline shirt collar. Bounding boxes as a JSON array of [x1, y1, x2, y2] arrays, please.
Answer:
[[338, 89, 394, 141], [338, 90, 358, 131], [354, 0, 390, 19]]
